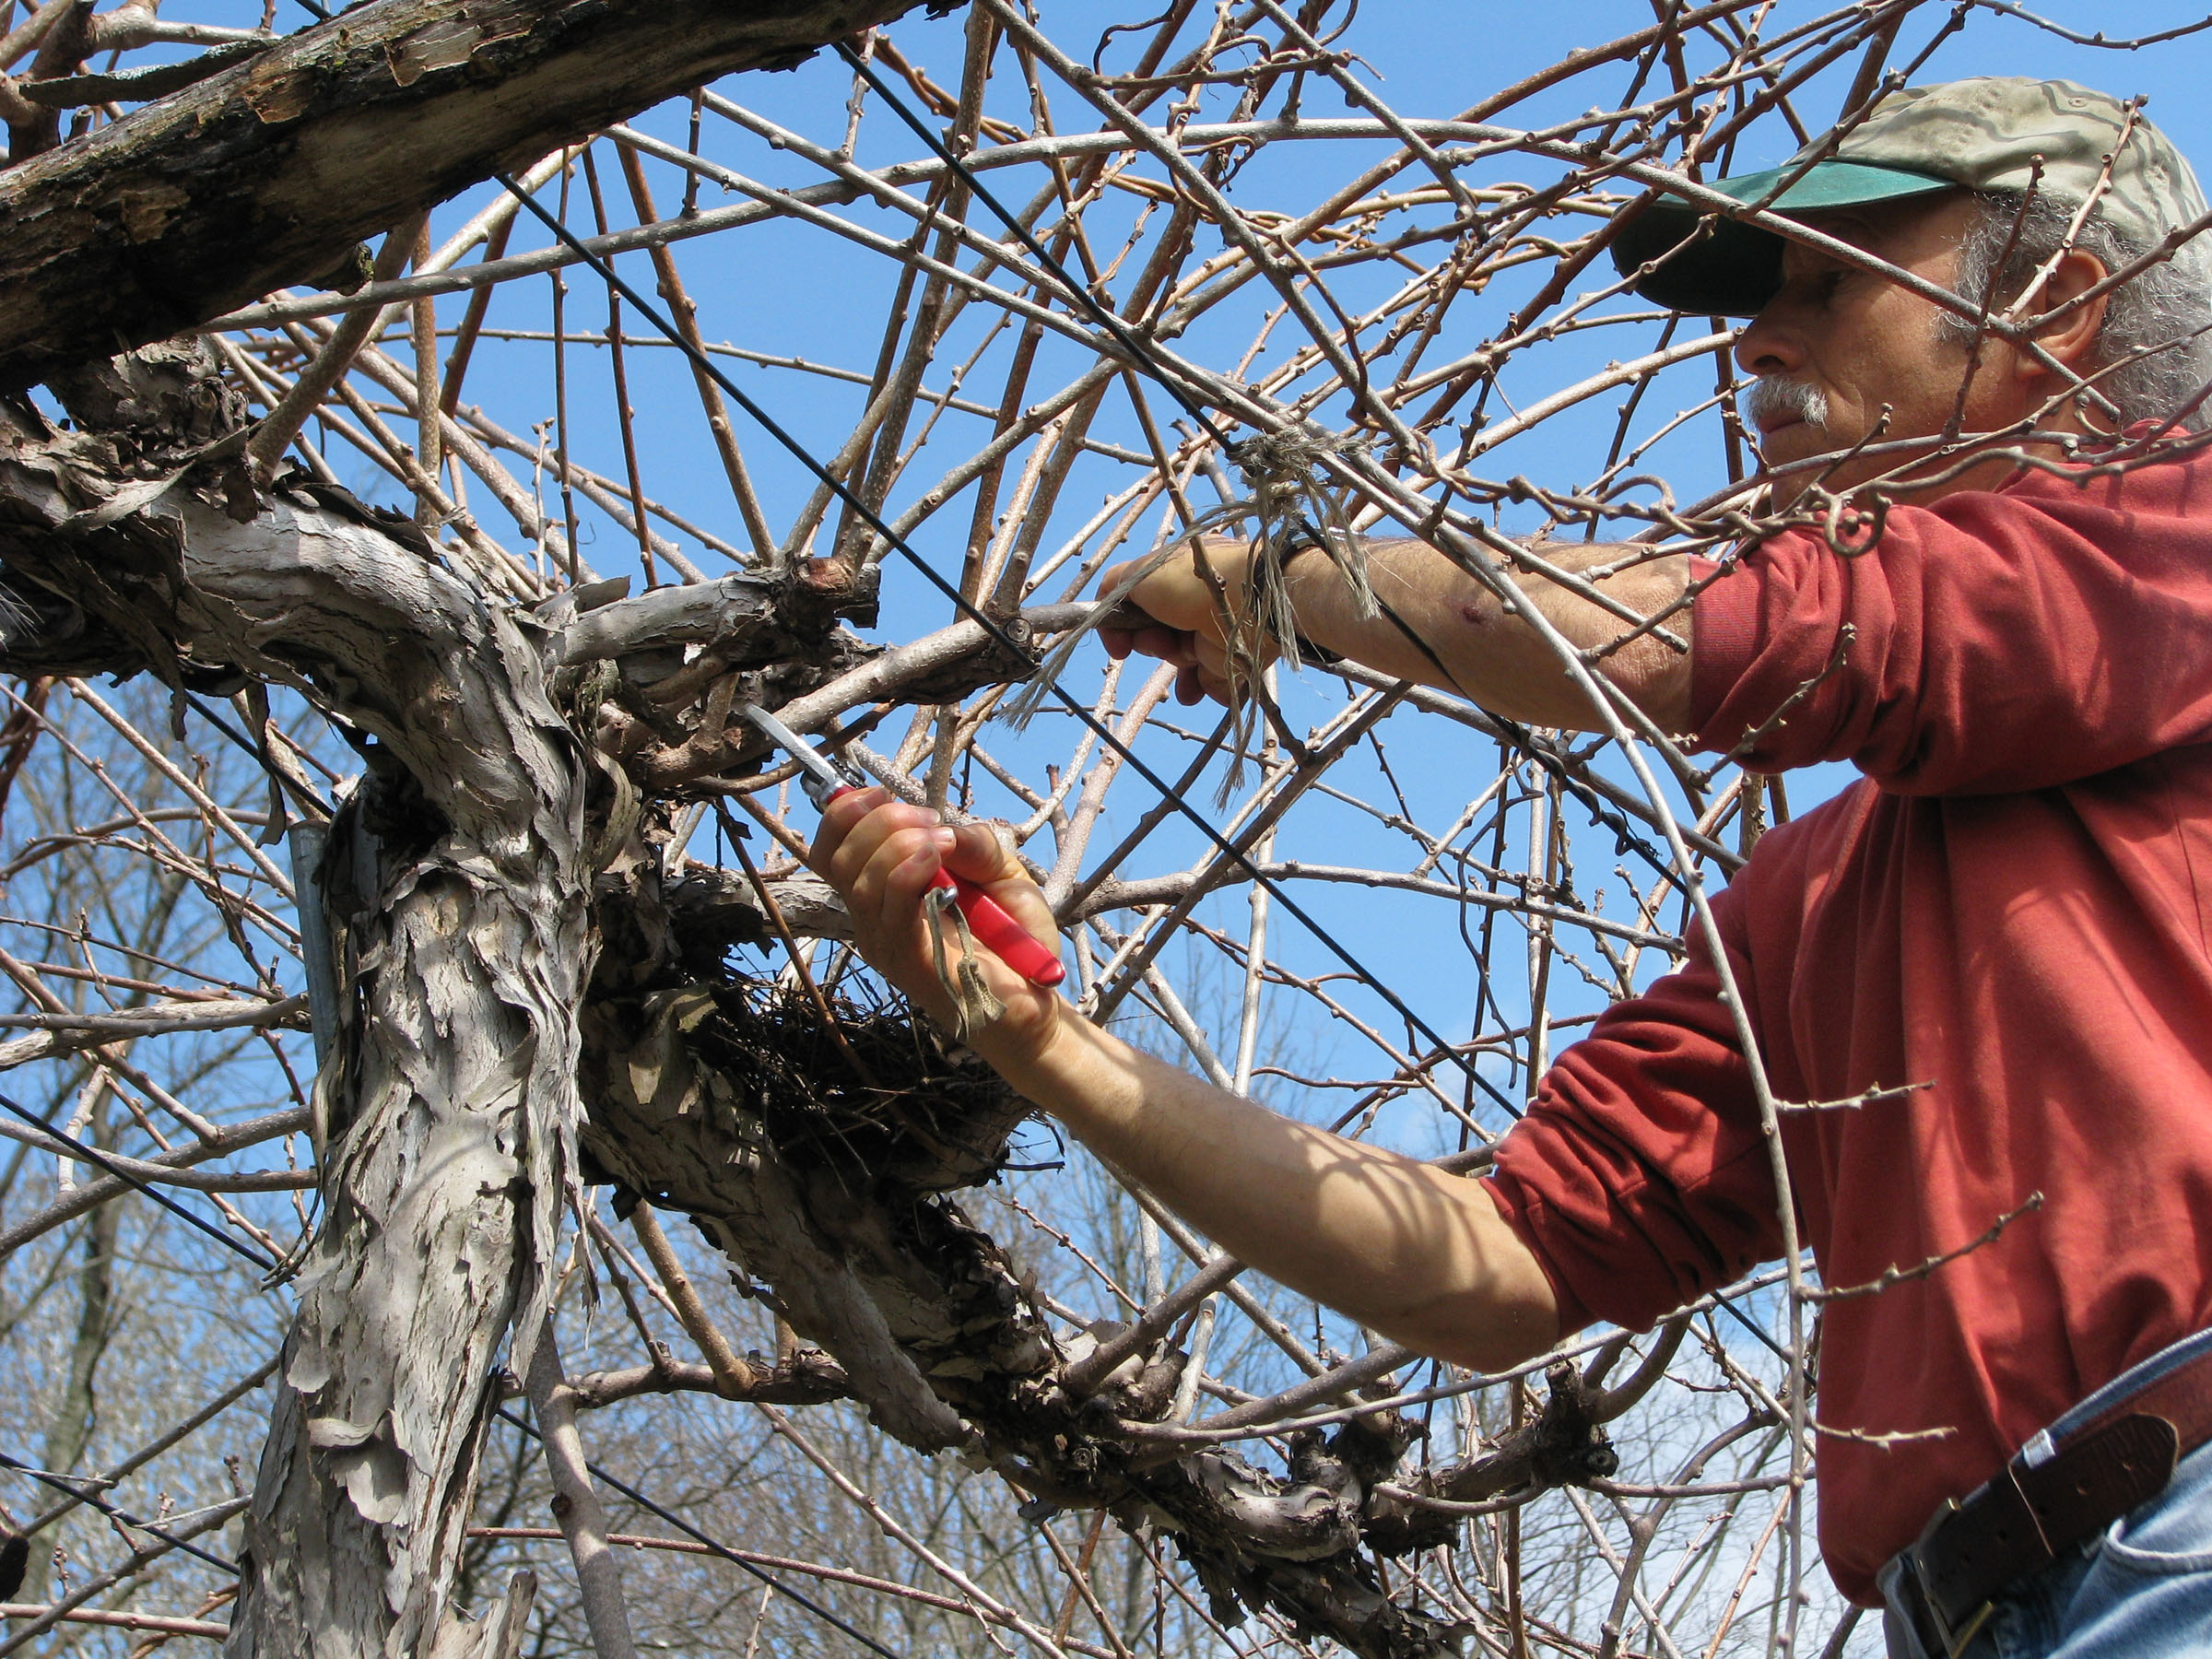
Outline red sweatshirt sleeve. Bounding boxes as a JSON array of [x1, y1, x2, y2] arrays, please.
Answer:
[[1485, 923, 1782, 1336], [1689, 461, 2212, 793]]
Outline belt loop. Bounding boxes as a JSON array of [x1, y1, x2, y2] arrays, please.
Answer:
[[1881, 1547, 1957, 1659]]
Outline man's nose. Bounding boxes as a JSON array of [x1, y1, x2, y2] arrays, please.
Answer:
[[1734, 307, 1803, 378]]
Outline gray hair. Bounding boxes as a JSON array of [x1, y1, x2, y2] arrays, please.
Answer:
[[1941, 187, 2212, 432]]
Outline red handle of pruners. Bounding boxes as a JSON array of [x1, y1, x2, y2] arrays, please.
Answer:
[[825, 786, 1065, 987], [930, 868, 1066, 987]]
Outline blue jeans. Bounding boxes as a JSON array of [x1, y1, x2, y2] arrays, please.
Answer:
[[1883, 1330, 2212, 1658]]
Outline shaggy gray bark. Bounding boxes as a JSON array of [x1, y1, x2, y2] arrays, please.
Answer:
[[221, 598, 591, 1658], [0, 394, 593, 1653]]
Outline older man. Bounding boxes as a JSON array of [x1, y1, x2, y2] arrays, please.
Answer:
[[818, 79, 2212, 1658]]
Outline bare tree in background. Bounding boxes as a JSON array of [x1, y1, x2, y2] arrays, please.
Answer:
[[0, 0, 2200, 1654]]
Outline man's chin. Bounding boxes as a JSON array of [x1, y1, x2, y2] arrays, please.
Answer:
[[1759, 426, 1883, 512], [1766, 430, 1985, 510], [1757, 424, 1828, 478]]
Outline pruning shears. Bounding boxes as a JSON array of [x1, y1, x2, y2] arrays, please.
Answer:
[[737, 702, 1065, 988]]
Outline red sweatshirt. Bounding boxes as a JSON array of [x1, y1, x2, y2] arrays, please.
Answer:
[[1485, 442, 2212, 1605]]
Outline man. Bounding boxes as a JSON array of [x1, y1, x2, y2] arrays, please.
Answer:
[[818, 79, 2212, 1657]]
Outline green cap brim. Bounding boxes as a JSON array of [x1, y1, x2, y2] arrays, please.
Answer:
[[1610, 161, 1956, 315]]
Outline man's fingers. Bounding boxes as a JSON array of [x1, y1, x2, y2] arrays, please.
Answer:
[[1098, 546, 1236, 642], [816, 789, 943, 899], [1170, 659, 1246, 705], [943, 822, 1060, 948], [1140, 625, 1201, 666], [808, 792, 1069, 1053], [939, 819, 1015, 885], [1097, 557, 1144, 602], [812, 785, 892, 879], [870, 824, 954, 913], [1099, 618, 1205, 673], [818, 794, 1056, 954], [848, 821, 960, 950]]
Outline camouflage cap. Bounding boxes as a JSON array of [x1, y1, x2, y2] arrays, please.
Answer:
[[1611, 76, 2208, 315]]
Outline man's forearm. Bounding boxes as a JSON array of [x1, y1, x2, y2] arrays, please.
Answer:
[[979, 1003, 1560, 1374], [1283, 535, 1695, 733]]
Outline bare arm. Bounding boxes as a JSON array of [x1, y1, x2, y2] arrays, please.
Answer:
[[992, 1005, 1559, 1373], [814, 789, 1560, 1375], [1105, 535, 1695, 734]]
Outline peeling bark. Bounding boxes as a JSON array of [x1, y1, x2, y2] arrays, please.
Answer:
[[229, 767, 591, 1658], [0, 387, 595, 1654], [0, 0, 936, 390]]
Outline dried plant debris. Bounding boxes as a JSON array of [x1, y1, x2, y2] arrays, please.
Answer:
[[690, 982, 1030, 1193]]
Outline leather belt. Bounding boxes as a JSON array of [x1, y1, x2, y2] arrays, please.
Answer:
[[1884, 1345, 2212, 1658]]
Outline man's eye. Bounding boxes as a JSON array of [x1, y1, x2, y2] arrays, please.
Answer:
[[1811, 269, 1845, 307]]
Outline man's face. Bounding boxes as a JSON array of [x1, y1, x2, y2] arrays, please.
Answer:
[[1734, 193, 2016, 500]]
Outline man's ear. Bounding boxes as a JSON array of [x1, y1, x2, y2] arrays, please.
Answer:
[[2012, 249, 2112, 381]]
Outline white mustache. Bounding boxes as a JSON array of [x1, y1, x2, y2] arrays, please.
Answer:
[[1746, 377, 1830, 434]]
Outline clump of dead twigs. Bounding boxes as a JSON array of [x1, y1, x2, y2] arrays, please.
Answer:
[[681, 978, 1031, 1194]]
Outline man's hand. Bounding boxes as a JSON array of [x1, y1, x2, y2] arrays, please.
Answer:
[[1098, 539, 1264, 706], [814, 788, 1066, 1063]]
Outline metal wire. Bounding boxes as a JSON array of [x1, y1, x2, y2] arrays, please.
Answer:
[[0, 1453, 237, 1574]]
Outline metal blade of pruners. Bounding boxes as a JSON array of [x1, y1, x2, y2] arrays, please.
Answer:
[[737, 702, 865, 807]]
